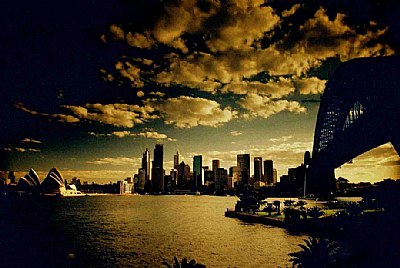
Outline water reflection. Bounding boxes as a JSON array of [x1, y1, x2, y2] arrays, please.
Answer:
[[0, 195, 308, 267]]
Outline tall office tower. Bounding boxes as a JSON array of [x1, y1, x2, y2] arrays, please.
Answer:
[[273, 168, 277, 185], [141, 148, 151, 183], [170, 169, 178, 185], [212, 160, 220, 172], [215, 168, 228, 191], [212, 159, 220, 181], [193, 155, 203, 188], [229, 166, 238, 187], [237, 154, 250, 185], [288, 168, 296, 182], [177, 161, 191, 188], [136, 168, 146, 192], [264, 160, 274, 185], [152, 144, 164, 192], [254, 157, 263, 182], [174, 151, 179, 169]]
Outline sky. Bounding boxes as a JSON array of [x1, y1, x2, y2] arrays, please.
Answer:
[[1, 0, 399, 184]]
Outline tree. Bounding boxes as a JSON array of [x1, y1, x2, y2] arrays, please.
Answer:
[[289, 237, 338, 268], [273, 200, 281, 215], [262, 202, 274, 216], [296, 200, 307, 209], [306, 207, 325, 219], [162, 257, 205, 268], [344, 202, 363, 217]]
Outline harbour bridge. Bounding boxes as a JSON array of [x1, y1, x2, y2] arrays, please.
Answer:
[[307, 56, 400, 197]]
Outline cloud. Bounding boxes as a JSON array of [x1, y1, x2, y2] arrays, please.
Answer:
[[230, 131, 243, 136], [237, 93, 306, 118], [14, 102, 80, 124], [281, 4, 301, 18], [137, 91, 145, 98], [4, 147, 41, 153], [126, 32, 155, 49], [111, 131, 132, 138], [293, 77, 326, 95], [336, 143, 399, 181], [89, 130, 176, 141], [206, 4, 280, 52], [14, 102, 40, 115], [110, 24, 125, 40], [52, 114, 80, 123], [150, 91, 165, 97], [115, 61, 144, 88], [269, 136, 294, 143], [87, 156, 138, 166], [63, 103, 157, 128], [146, 96, 237, 128], [286, 8, 394, 62], [106, 3, 392, 99], [22, 138, 42, 144], [221, 77, 295, 98]]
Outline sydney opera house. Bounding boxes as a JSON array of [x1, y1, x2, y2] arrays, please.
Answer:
[[16, 167, 79, 196]]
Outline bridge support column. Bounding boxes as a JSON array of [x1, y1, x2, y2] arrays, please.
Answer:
[[307, 167, 336, 198]]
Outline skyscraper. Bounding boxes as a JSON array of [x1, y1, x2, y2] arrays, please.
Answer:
[[237, 154, 250, 185], [273, 168, 278, 185], [152, 144, 164, 192], [229, 166, 238, 187], [193, 155, 203, 188], [136, 168, 145, 192], [212, 159, 220, 182], [215, 168, 228, 191], [177, 161, 190, 189], [264, 160, 274, 185], [141, 148, 151, 183], [254, 157, 263, 182], [212, 160, 220, 171], [174, 151, 179, 169]]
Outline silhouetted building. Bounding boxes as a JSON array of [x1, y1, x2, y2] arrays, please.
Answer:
[[264, 160, 274, 185], [288, 168, 296, 182], [174, 151, 179, 169], [280, 175, 289, 183], [164, 175, 173, 191], [136, 168, 146, 192], [170, 169, 178, 186], [8, 171, 16, 184], [229, 166, 238, 187], [237, 154, 250, 185], [193, 155, 203, 188], [273, 168, 277, 185], [254, 157, 263, 182], [142, 148, 151, 183], [212, 159, 220, 180], [215, 168, 228, 191], [151, 144, 164, 193], [204, 169, 214, 183], [118, 178, 134, 194], [177, 161, 190, 189]]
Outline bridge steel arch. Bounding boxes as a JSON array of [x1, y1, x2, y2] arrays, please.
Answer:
[[308, 56, 400, 197]]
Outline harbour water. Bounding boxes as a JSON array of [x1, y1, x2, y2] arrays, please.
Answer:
[[0, 195, 308, 267]]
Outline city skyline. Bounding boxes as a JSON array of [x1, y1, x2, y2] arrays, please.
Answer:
[[1, 0, 399, 184]]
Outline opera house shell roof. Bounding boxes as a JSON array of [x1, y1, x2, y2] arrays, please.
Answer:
[[17, 168, 40, 192], [41, 168, 66, 196], [17, 168, 66, 196]]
